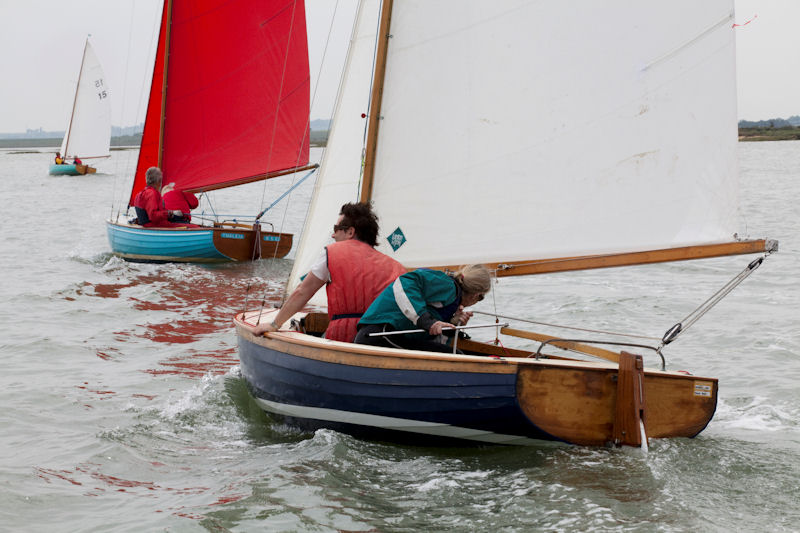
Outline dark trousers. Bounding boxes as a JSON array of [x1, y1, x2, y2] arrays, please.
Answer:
[[354, 323, 461, 354]]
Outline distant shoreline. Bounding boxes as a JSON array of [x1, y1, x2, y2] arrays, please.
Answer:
[[0, 135, 142, 150], [1, 128, 795, 150], [1, 130, 330, 150]]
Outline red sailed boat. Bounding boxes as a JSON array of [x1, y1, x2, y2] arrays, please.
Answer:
[[107, 0, 315, 262]]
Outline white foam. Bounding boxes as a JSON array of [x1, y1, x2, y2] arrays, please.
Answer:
[[714, 396, 799, 433]]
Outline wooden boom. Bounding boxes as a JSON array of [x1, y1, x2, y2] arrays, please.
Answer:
[[430, 239, 776, 277]]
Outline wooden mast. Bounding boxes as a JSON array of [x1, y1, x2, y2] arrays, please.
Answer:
[[359, 0, 394, 203], [157, 0, 174, 168], [63, 37, 90, 159]]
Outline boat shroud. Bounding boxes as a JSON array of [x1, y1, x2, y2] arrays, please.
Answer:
[[235, 0, 774, 446], [107, 0, 313, 262]]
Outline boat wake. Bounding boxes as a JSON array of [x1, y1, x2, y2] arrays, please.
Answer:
[[714, 395, 799, 434]]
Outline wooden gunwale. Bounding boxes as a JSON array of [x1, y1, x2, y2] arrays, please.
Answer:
[[235, 312, 715, 382], [237, 321, 517, 374]]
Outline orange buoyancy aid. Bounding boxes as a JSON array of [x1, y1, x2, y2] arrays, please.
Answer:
[[325, 239, 406, 342]]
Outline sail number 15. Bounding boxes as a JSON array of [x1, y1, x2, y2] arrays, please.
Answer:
[[95, 78, 107, 100]]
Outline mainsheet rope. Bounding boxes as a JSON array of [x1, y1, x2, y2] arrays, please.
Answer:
[[486, 272, 512, 356]]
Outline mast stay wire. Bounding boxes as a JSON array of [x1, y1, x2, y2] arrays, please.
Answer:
[[355, 0, 384, 197], [250, 0, 346, 320], [256, 0, 303, 262], [471, 309, 662, 342], [110, 3, 161, 223], [658, 254, 770, 348]]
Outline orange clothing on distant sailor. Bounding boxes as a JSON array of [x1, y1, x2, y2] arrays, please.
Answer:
[[324, 239, 406, 343]]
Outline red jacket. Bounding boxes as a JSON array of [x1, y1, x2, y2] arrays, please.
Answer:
[[163, 190, 199, 221], [325, 239, 406, 342], [133, 187, 172, 227]]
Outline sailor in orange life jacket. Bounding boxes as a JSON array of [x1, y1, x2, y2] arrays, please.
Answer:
[[54, 152, 64, 164], [253, 202, 406, 343]]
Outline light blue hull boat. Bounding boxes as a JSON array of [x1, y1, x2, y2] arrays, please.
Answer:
[[106, 220, 292, 263], [49, 164, 95, 176]]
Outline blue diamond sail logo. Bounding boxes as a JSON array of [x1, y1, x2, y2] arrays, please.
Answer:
[[387, 227, 406, 251]]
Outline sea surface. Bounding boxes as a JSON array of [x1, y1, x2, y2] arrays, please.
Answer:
[[0, 143, 798, 532]]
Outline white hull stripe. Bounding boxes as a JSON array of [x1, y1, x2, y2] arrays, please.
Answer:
[[254, 397, 557, 447]]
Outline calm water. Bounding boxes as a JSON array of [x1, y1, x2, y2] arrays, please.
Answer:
[[0, 143, 798, 532]]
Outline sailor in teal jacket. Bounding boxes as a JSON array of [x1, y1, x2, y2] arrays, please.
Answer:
[[355, 265, 491, 353]]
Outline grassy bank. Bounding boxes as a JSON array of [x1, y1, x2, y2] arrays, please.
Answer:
[[0, 135, 143, 149], [738, 127, 800, 142]]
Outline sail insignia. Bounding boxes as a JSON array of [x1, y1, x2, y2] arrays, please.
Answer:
[[387, 227, 407, 252]]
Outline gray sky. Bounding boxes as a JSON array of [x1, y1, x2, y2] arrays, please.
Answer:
[[0, 0, 358, 132], [0, 0, 796, 133]]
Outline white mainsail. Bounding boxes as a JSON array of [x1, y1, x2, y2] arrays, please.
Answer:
[[60, 38, 111, 161], [291, 0, 746, 296]]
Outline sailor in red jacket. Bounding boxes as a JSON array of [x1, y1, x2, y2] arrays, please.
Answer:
[[133, 167, 181, 227], [163, 183, 199, 223], [254, 202, 406, 343]]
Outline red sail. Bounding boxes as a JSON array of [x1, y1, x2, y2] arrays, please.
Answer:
[[129, 0, 310, 206]]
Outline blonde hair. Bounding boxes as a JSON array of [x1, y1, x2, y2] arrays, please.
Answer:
[[455, 264, 491, 295]]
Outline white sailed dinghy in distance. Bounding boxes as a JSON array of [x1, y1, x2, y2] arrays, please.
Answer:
[[50, 36, 111, 176]]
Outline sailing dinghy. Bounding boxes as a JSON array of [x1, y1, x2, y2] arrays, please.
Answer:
[[49, 37, 111, 176], [236, 0, 777, 446], [107, 0, 314, 263]]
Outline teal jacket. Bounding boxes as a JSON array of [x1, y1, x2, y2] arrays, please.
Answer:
[[358, 269, 462, 337]]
